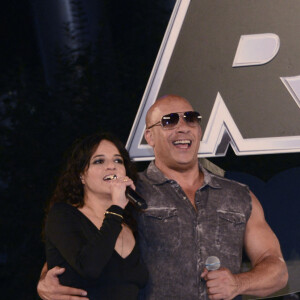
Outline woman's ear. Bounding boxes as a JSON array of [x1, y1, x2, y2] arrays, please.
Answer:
[[80, 174, 85, 184]]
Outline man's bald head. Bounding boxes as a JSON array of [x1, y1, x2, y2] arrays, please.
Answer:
[[145, 95, 194, 128]]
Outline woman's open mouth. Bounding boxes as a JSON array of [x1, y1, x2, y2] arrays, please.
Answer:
[[103, 174, 117, 181]]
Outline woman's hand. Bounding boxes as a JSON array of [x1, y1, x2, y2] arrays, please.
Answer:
[[109, 176, 135, 209]]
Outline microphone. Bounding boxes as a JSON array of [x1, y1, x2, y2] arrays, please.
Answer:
[[126, 187, 148, 210], [205, 256, 221, 271]]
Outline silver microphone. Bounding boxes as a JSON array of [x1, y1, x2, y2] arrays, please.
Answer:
[[205, 256, 221, 271]]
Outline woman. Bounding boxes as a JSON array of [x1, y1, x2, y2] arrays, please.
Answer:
[[45, 132, 148, 300]]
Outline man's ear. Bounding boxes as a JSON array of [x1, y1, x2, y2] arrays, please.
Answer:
[[199, 125, 203, 142], [144, 129, 155, 147]]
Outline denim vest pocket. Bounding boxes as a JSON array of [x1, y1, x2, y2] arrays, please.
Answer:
[[142, 207, 181, 251], [216, 210, 246, 256]]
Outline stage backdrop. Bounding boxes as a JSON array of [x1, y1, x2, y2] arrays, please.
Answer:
[[127, 0, 300, 297], [127, 0, 300, 160]]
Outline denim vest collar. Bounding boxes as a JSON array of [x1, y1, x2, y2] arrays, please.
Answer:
[[145, 160, 221, 189]]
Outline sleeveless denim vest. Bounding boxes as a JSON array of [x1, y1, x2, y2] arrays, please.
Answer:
[[136, 161, 252, 300]]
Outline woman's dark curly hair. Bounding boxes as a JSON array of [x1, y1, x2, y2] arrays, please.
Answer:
[[48, 132, 137, 210]]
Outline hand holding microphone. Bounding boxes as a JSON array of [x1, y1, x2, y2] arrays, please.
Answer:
[[104, 174, 147, 210], [201, 256, 239, 299], [201, 256, 221, 282]]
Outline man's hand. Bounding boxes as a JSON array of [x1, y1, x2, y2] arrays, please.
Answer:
[[37, 266, 89, 300], [201, 267, 240, 300]]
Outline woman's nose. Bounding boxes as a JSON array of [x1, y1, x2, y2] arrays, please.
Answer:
[[106, 161, 116, 170]]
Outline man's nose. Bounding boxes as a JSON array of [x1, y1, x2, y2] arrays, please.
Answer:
[[176, 116, 190, 131]]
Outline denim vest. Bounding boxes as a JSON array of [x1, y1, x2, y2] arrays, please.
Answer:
[[136, 161, 251, 300]]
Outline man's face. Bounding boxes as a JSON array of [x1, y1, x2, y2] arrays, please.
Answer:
[[145, 97, 202, 171]]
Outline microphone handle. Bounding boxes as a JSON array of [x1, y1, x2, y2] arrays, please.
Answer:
[[125, 187, 148, 210]]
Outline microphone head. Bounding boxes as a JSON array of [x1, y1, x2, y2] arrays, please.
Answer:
[[205, 256, 221, 271]]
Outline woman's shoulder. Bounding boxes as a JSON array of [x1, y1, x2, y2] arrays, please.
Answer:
[[50, 201, 74, 211], [48, 202, 79, 219], [46, 203, 84, 233]]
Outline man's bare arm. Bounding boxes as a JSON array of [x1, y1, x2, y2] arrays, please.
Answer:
[[201, 191, 288, 300], [234, 191, 288, 297], [37, 263, 89, 300]]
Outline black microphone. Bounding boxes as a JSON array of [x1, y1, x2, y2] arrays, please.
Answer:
[[205, 256, 221, 271], [103, 174, 147, 210], [126, 187, 148, 210]]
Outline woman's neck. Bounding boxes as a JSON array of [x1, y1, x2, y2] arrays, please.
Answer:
[[82, 193, 112, 219]]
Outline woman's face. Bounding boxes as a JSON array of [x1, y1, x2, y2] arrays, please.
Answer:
[[81, 139, 126, 198]]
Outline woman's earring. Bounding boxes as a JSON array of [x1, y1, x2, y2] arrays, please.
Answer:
[[80, 175, 84, 184]]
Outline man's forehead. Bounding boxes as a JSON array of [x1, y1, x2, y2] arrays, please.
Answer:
[[153, 97, 194, 116]]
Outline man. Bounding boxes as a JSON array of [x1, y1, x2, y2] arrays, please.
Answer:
[[38, 95, 288, 299]]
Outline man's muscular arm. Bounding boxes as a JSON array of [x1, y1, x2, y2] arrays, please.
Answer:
[[37, 263, 89, 300], [201, 191, 288, 300], [234, 191, 288, 296]]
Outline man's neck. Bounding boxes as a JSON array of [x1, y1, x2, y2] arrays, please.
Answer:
[[155, 160, 204, 193]]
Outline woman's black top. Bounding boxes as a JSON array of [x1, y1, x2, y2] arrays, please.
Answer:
[[45, 202, 148, 300]]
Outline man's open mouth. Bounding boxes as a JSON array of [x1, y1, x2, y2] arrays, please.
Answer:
[[172, 139, 192, 149]]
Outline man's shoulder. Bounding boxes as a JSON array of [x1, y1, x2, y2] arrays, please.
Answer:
[[137, 161, 164, 184], [136, 170, 152, 190], [209, 171, 250, 190], [199, 159, 249, 189], [200, 163, 248, 189], [137, 168, 149, 180], [199, 158, 225, 177]]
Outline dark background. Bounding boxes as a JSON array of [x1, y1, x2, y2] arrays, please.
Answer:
[[0, 1, 299, 299], [0, 1, 174, 298]]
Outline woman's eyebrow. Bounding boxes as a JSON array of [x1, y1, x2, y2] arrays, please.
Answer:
[[91, 154, 122, 159]]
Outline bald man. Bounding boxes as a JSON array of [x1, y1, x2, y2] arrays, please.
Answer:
[[38, 95, 288, 300]]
